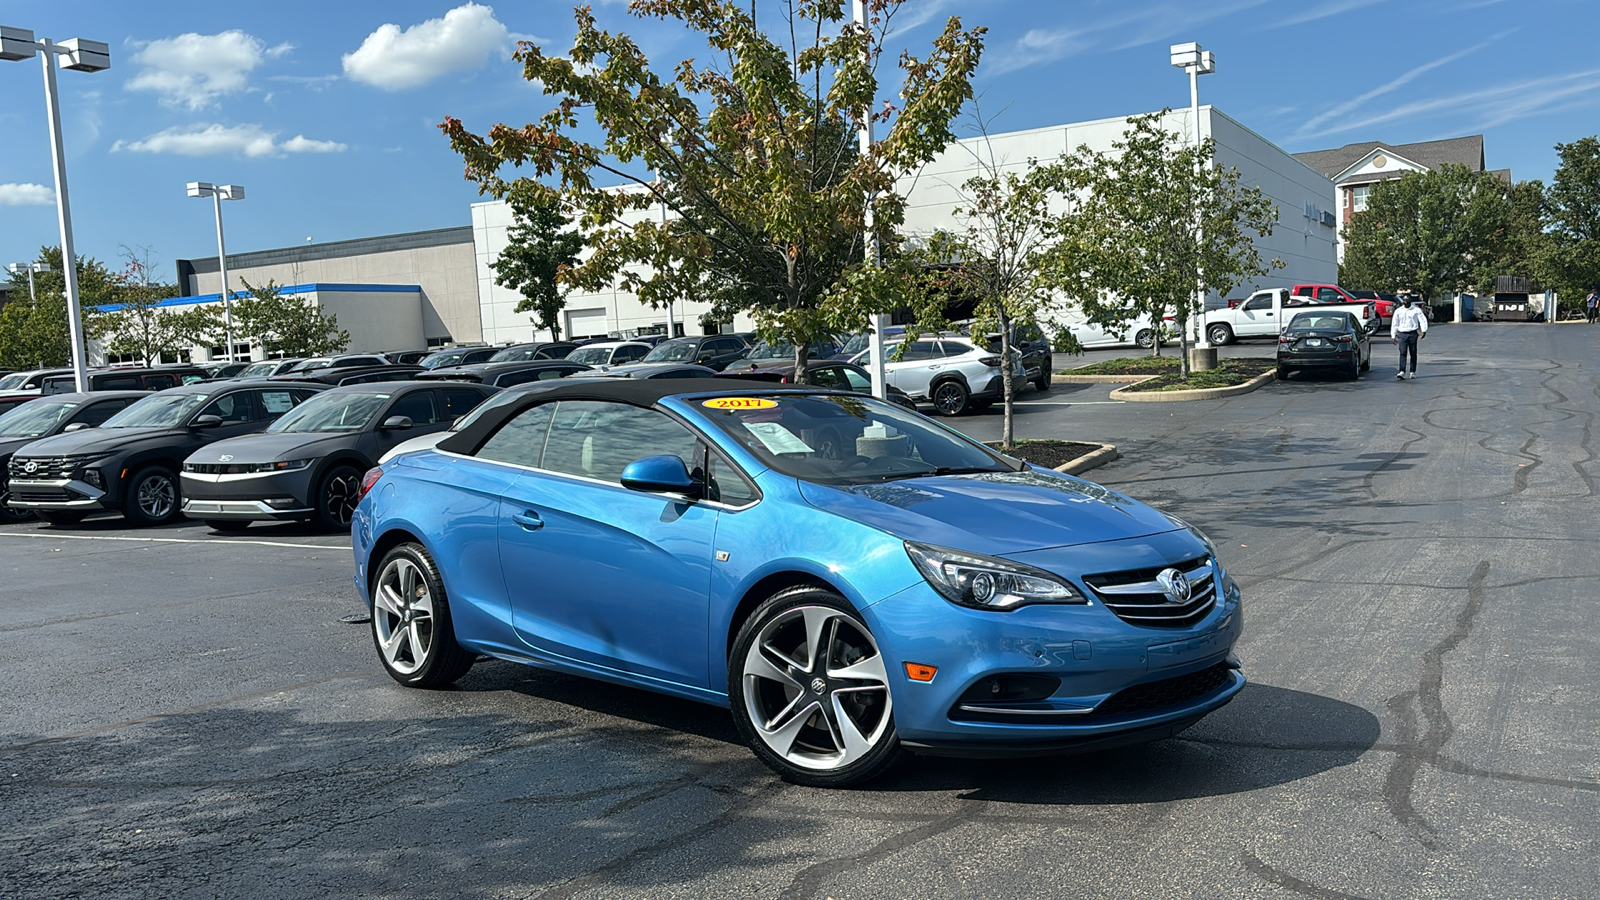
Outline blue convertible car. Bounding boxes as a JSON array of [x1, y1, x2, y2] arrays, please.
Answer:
[[352, 380, 1244, 786]]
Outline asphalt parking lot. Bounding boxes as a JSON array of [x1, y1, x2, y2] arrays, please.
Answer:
[[3, 322, 1597, 899]]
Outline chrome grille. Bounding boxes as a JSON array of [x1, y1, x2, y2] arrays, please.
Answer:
[[9, 455, 102, 480], [1083, 556, 1217, 628]]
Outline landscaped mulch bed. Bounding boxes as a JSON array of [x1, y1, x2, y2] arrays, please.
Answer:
[[987, 439, 1105, 468], [1116, 357, 1275, 393], [1066, 355, 1184, 377]]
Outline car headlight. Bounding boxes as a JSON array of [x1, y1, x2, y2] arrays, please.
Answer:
[[904, 541, 1088, 611]]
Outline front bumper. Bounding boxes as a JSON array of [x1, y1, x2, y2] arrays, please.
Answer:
[[861, 551, 1244, 752], [180, 469, 316, 521], [6, 478, 108, 510]]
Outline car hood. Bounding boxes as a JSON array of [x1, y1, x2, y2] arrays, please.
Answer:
[[13, 426, 179, 457], [0, 435, 49, 457], [186, 431, 351, 466], [796, 467, 1180, 556]]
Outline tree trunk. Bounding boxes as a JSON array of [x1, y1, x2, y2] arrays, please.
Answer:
[[1177, 306, 1192, 380]]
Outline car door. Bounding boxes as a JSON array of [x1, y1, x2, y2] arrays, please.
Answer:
[[490, 399, 716, 685], [1235, 292, 1277, 336], [882, 341, 941, 397]]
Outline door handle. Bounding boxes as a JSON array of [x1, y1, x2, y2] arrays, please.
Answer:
[[512, 510, 544, 531]]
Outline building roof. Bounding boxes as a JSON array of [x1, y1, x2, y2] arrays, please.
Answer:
[[1293, 135, 1485, 181], [179, 226, 473, 276]]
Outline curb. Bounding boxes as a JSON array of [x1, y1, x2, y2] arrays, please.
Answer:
[[1055, 443, 1119, 475], [1051, 373, 1152, 384], [1108, 369, 1276, 402]]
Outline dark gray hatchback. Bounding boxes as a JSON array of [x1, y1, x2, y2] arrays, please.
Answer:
[[180, 381, 497, 531]]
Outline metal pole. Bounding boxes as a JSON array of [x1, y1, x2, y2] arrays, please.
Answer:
[[854, 0, 889, 400], [1190, 65, 1209, 351], [662, 189, 676, 338], [26, 267, 38, 302], [39, 39, 90, 392], [212, 191, 236, 361]]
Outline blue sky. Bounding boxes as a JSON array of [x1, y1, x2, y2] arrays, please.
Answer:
[[2, 0, 1593, 284]]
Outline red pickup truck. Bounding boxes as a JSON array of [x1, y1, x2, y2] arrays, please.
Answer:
[[1292, 284, 1397, 325]]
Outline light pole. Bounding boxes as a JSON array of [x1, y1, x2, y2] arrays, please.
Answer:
[[186, 182, 245, 361], [2, 25, 111, 393], [5, 261, 50, 302], [1170, 41, 1215, 359], [650, 171, 678, 340], [853, 0, 889, 400]]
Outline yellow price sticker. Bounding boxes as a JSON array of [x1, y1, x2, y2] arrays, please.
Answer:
[[702, 397, 777, 410]]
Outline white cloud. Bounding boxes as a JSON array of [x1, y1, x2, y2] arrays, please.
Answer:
[[343, 2, 519, 90], [0, 183, 54, 206], [988, 1, 1268, 76], [1299, 67, 1600, 139], [111, 124, 346, 158], [1291, 35, 1507, 140], [1268, 0, 1383, 29], [126, 30, 285, 110]]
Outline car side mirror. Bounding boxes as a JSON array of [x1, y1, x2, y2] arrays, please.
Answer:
[[381, 415, 414, 431], [63, 422, 90, 433], [620, 455, 700, 497], [191, 414, 223, 429]]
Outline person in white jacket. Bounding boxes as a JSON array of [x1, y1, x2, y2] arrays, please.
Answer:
[[1390, 297, 1428, 379]]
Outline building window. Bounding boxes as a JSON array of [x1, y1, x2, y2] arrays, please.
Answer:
[[1352, 185, 1371, 213], [105, 352, 138, 365]]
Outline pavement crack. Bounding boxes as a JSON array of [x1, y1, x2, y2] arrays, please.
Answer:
[[777, 804, 975, 900], [1242, 850, 1373, 899]]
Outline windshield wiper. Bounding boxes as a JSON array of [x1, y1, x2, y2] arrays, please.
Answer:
[[873, 465, 999, 482]]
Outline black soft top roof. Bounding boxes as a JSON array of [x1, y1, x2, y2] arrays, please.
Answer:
[[436, 378, 830, 456]]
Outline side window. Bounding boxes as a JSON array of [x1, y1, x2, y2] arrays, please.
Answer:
[[259, 390, 298, 417], [387, 391, 440, 425], [810, 367, 848, 389], [616, 345, 646, 362], [466, 349, 496, 364], [900, 342, 936, 361], [706, 453, 759, 506], [201, 391, 258, 423], [541, 400, 699, 483], [100, 375, 143, 391], [476, 402, 555, 468], [141, 375, 178, 390], [840, 368, 872, 393], [1318, 288, 1342, 302], [439, 389, 487, 421], [70, 399, 132, 427], [1242, 293, 1271, 311], [936, 341, 971, 358]]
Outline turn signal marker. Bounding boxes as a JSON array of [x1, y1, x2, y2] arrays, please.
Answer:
[[904, 662, 938, 683]]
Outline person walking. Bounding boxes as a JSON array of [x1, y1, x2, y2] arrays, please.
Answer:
[[1391, 296, 1428, 379], [1585, 289, 1598, 324]]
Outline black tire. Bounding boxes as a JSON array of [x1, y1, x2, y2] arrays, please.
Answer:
[[1275, 365, 1289, 381], [1348, 354, 1361, 380], [35, 511, 86, 527], [122, 465, 181, 527], [1360, 351, 1371, 372], [206, 520, 250, 532], [729, 585, 902, 787], [1206, 323, 1234, 346], [370, 542, 475, 688], [0, 493, 33, 524], [930, 379, 970, 416], [314, 464, 363, 531], [1033, 370, 1052, 391], [1135, 329, 1156, 349]]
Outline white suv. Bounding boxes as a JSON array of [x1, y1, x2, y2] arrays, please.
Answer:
[[851, 337, 1022, 416]]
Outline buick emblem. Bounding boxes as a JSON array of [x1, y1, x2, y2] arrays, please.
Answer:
[[810, 677, 826, 695], [22, 461, 38, 474], [218, 454, 233, 462], [1155, 568, 1192, 605]]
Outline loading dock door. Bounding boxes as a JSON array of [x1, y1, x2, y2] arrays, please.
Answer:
[[565, 308, 608, 340]]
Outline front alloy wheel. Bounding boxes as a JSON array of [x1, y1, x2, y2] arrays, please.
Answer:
[[731, 587, 901, 786], [315, 465, 362, 530], [123, 466, 180, 526], [371, 543, 474, 687]]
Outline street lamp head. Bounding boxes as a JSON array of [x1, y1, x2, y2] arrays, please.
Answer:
[[219, 184, 245, 201], [0, 25, 38, 60], [1196, 50, 1216, 76], [1170, 42, 1200, 69], [58, 38, 109, 72], [187, 181, 216, 198]]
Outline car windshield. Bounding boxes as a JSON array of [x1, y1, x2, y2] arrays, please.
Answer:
[[565, 347, 613, 365], [746, 342, 796, 361], [269, 391, 390, 433], [418, 351, 461, 369], [236, 362, 278, 378], [0, 373, 32, 391], [489, 346, 540, 362], [102, 391, 211, 428], [642, 340, 699, 363], [1287, 313, 1351, 331], [0, 399, 78, 437], [696, 393, 1017, 485]]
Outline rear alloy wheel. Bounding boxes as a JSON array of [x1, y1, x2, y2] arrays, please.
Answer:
[[206, 520, 250, 532], [1207, 324, 1233, 346], [931, 380, 970, 416], [1135, 329, 1157, 349], [35, 511, 86, 527], [730, 586, 901, 786], [1033, 370, 1052, 391], [371, 543, 475, 688], [314, 465, 362, 531], [123, 466, 181, 526], [1275, 364, 1289, 381]]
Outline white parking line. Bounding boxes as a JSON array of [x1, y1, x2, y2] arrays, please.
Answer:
[[1021, 400, 1127, 406], [0, 532, 339, 551]]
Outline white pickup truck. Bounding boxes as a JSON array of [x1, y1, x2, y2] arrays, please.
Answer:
[[1200, 288, 1378, 346]]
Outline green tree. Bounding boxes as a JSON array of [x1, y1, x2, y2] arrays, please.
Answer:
[[0, 246, 117, 369], [440, 0, 985, 375], [491, 191, 586, 340], [1065, 113, 1280, 378], [96, 248, 183, 364], [1542, 136, 1600, 305], [902, 136, 1091, 448], [1340, 163, 1513, 301], [233, 279, 350, 358]]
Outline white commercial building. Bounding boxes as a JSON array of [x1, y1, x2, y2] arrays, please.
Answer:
[[469, 106, 1336, 344]]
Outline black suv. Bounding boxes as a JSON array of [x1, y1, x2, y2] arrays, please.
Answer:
[[623, 335, 749, 371], [983, 323, 1052, 392], [415, 360, 591, 387], [7, 381, 325, 527], [0, 391, 148, 523], [40, 366, 208, 394]]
